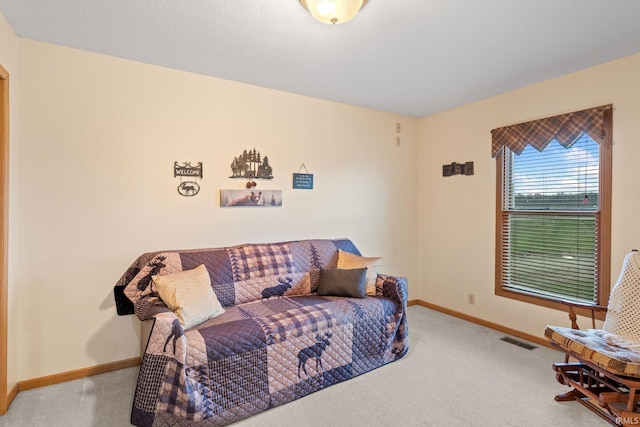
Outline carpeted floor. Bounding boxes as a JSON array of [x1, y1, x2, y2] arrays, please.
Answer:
[[0, 306, 608, 426]]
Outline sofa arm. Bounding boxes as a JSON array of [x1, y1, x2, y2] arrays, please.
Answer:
[[376, 274, 409, 309], [134, 294, 172, 321], [375, 274, 409, 359]]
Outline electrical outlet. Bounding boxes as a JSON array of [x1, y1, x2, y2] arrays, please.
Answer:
[[468, 293, 475, 305], [395, 122, 401, 133], [396, 136, 401, 146]]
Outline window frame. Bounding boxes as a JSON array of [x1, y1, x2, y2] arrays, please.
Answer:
[[494, 107, 612, 317]]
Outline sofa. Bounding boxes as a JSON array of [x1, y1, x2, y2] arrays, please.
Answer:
[[114, 238, 409, 426]]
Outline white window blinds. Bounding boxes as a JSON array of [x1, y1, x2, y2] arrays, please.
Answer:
[[500, 135, 599, 302]]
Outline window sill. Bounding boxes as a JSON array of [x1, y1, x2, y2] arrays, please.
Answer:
[[495, 288, 606, 322]]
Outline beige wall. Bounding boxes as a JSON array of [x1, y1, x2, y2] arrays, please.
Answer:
[[5, 16, 640, 384], [0, 12, 20, 394], [15, 39, 419, 380], [418, 53, 640, 337]]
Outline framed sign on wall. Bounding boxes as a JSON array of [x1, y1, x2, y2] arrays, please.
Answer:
[[293, 164, 313, 189]]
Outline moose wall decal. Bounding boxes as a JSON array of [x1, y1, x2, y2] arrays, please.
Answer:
[[177, 181, 200, 196]]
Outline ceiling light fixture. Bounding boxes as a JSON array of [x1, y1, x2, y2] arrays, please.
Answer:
[[299, 0, 368, 25]]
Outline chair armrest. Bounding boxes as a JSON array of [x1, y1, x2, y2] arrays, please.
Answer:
[[559, 300, 607, 330]]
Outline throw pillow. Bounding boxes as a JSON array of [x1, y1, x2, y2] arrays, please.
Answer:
[[318, 267, 367, 299], [153, 264, 225, 329], [337, 249, 382, 296]]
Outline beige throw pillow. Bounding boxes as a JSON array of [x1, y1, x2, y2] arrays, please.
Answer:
[[153, 264, 224, 329], [337, 250, 382, 296]]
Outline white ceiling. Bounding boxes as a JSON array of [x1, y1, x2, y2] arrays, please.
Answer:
[[1, 0, 640, 117]]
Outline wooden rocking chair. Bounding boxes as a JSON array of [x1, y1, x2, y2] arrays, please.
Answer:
[[546, 250, 640, 427]]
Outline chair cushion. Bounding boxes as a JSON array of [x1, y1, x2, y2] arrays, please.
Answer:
[[545, 325, 640, 378]]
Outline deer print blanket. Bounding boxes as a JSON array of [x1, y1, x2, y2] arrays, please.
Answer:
[[115, 239, 409, 426]]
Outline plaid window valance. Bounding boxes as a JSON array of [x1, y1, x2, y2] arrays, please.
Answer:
[[491, 104, 612, 157]]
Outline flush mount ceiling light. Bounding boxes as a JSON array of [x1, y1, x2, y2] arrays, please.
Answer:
[[299, 0, 369, 25]]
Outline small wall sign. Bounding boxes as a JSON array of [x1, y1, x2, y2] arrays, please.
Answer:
[[177, 181, 200, 196], [442, 161, 474, 177], [293, 164, 314, 189], [293, 173, 314, 189], [174, 161, 203, 178], [174, 161, 203, 197]]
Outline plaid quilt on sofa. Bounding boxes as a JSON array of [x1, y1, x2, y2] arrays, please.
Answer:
[[115, 239, 409, 426]]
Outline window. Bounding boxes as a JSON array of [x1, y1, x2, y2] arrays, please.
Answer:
[[493, 105, 612, 312]]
